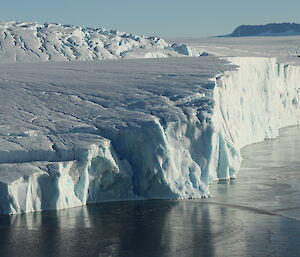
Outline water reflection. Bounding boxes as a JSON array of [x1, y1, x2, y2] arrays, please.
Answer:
[[0, 126, 300, 257], [2, 199, 297, 257], [0, 201, 241, 257]]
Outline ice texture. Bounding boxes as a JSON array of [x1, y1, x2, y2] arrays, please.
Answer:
[[0, 55, 299, 214], [0, 22, 199, 63]]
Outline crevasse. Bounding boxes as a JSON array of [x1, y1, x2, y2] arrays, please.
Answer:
[[1, 57, 300, 214]]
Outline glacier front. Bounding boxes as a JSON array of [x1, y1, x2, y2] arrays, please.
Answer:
[[0, 55, 299, 214]]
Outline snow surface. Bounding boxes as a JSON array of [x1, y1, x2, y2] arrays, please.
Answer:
[[1, 25, 300, 214], [0, 21, 200, 63]]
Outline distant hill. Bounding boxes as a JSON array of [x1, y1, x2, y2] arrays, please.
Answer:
[[227, 23, 300, 37]]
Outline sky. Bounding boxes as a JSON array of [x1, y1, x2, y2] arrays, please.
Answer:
[[2, 0, 300, 37]]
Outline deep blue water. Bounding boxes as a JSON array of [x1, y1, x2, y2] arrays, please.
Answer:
[[0, 126, 300, 257]]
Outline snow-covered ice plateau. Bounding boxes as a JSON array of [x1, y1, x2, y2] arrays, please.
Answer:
[[0, 25, 300, 214]]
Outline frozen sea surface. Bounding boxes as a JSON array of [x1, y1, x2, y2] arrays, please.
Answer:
[[0, 126, 299, 257]]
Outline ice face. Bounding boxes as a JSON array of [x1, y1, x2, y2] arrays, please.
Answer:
[[210, 57, 300, 181], [0, 21, 200, 63], [0, 55, 299, 214]]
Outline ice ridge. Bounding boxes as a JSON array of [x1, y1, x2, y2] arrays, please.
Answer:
[[0, 21, 200, 63]]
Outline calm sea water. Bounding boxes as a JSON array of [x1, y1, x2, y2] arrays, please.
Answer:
[[0, 126, 300, 257]]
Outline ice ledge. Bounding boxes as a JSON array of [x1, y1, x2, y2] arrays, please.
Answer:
[[0, 57, 300, 214]]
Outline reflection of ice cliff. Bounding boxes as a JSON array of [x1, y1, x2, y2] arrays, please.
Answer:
[[0, 56, 300, 214]]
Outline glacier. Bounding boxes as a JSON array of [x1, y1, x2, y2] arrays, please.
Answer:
[[1, 24, 300, 214], [0, 54, 300, 214]]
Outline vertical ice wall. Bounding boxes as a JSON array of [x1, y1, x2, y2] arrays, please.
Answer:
[[0, 139, 134, 214], [210, 57, 300, 181]]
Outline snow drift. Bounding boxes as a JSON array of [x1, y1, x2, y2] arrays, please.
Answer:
[[0, 56, 299, 214], [0, 21, 199, 63]]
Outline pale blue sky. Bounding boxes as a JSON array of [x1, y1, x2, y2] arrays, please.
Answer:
[[2, 0, 300, 37]]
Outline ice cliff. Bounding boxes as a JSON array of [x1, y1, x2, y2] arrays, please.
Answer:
[[0, 21, 199, 63], [0, 56, 299, 214]]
